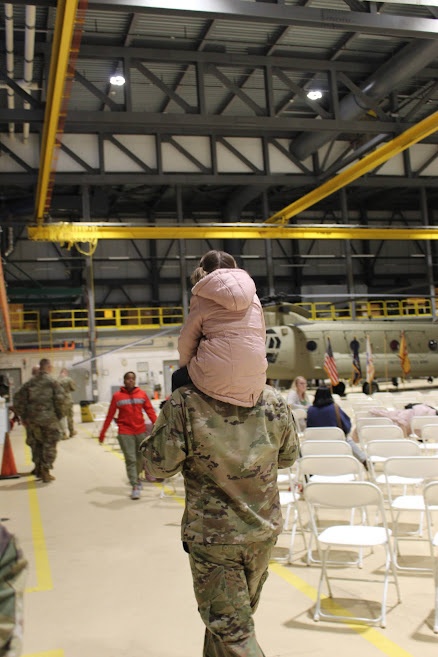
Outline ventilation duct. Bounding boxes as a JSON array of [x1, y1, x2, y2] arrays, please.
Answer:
[[289, 39, 438, 161]]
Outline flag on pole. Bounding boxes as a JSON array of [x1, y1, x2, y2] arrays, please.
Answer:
[[351, 337, 362, 385], [324, 338, 339, 386], [366, 334, 375, 386], [399, 331, 411, 378]]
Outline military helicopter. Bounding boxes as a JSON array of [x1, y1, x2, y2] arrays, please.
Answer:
[[263, 300, 438, 395]]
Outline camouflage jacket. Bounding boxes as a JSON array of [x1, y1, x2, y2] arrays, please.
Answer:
[[13, 373, 66, 424], [58, 376, 76, 404], [140, 385, 299, 545], [0, 524, 27, 657]]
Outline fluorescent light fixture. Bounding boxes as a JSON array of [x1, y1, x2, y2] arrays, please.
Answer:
[[36, 257, 59, 261], [410, 253, 426, 258], [108, 256, 130, 260], [307, 90, 322, 101], [110, 75, 125, 86]]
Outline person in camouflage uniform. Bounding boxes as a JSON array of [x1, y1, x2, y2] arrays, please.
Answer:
[[13, 366, 40, 476], [140, 384, 299, 657], [0, 524, 27, 657], [58, 368, 77, 438], [13, 359, 66, 484]]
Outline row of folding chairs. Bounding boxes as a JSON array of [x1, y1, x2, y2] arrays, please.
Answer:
[[277, 453, 438, 631]]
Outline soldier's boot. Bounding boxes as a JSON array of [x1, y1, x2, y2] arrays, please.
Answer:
[[40, 469, 55, 483]]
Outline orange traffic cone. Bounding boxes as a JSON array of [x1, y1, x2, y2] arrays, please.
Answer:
[[0, 432, 20, 479]]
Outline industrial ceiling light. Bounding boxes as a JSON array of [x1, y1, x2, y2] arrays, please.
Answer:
[[307, 90, 322, 100], [110, 75, 125, 86]]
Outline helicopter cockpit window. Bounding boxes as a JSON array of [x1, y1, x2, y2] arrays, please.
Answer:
[[306, 340, 317, 352], [389, 340, 399, 352], [429, 340, 438, 351]]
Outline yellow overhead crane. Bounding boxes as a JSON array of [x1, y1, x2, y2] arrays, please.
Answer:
[[27, 223, 438, 242], [30, 0, 438, 248]]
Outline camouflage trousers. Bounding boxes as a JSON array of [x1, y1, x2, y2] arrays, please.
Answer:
[[25, 427, 37, 468], [187, 539, 276, 657], [28, 422, 62, 471], [117, 433, 146, 487], [64, 404, 74, 436]]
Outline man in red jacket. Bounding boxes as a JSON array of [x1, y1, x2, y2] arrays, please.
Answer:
[[99, 371, 157, 499]]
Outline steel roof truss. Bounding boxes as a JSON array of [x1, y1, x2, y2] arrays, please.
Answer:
[[74, 68, 121, 111], [161, 136, 210, 174], [268, 138, 312, 175], [216, 137, 263, 175], [272, 67, 331, 120], [59, 141, 97, 174], [106, 135, 155, 173], [133, 60, 195, 114], [0, 143, 35, 174], [0, 67, 42, 109]]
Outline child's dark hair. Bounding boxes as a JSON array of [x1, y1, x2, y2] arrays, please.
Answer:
[[190, 250, 237, 285]]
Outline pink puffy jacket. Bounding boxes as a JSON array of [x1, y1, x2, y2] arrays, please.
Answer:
[[178, 268, 267, 407]]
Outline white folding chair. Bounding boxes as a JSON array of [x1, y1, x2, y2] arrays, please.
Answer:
[[424, 481, 438, 633], [384, 456, 438, 571], [300, 440, 352, 457], [356, 417, 394, 441], [302, 426, 345, 441], [291, 408, 307, 436], [299, 455, 365, 566], [304, 481, 401, 628], [277, 468, 307, 563], [410, 415, 438, 439], [359, 424, 404, 449], [421, 425, 438, 454], [299, 454, 364, 485], [365, 439, 421, 490]]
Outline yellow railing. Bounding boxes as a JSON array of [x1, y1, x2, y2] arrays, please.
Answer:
[[296, 298, 433, 321], [49, 306, 185, 331], [8, 299, 436, 342]]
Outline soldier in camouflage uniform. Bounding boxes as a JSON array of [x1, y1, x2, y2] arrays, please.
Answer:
[[13, 366, 40, 476], [13, 359, 66, 483], [0, 524, 27, 657], [58, 368, 77, 438], [140, 384, 299, 657]]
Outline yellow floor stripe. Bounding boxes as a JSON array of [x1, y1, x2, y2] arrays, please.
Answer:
[[269, 562, 414, 657], [26, 476, 53, 593], [102, 436, 416, 655]]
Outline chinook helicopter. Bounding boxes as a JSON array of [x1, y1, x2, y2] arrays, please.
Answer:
[[263, 301, 438, 395]]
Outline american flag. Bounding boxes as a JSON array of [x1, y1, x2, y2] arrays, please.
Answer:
[[399, 331, 411, 378], [366, 334, 375, 385], [351, 337, 362, 385], [323, 338, 339, 386]]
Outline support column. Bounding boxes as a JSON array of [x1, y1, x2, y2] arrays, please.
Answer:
[[176, 186, 189, 318], [82, 185, 98, 402], [420, 187, 436, 318], [340, 188, 356, 318], [262, 192, 275, 296]]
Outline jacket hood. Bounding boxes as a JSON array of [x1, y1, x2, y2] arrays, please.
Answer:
[[192, 268, 256, 311]]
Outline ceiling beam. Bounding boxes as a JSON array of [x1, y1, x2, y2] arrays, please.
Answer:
[[27, 223, 438, 242], [266, 109, 438, 224], [85, 1, 438, 40], [35, 0, 79, 222]]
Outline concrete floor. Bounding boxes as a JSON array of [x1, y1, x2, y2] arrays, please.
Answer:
[[1, 413, 438, 657]]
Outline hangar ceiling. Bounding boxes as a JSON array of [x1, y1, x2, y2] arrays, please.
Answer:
[[1, 0, 438, 320]]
